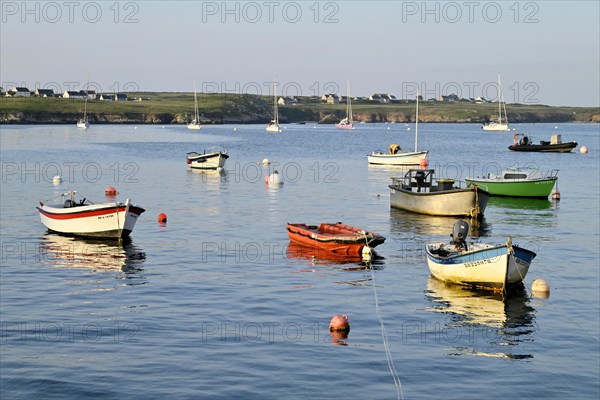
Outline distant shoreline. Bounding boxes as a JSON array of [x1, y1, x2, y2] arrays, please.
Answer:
[[1, 93, 598, 125]]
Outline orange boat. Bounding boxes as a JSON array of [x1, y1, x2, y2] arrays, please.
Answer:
[[286, 223, 386, 256]]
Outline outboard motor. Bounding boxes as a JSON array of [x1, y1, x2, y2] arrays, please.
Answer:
[[450, 220, 469, 251], [414, 170, 426, 192]]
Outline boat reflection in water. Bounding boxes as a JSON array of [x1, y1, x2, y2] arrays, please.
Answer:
[[487, 196, 554, 211], [40, 233, 146, 279], [286, 242, 384, 269], [424, 277, 536, 359], [390, 208, 491, 238], [286, 242, 384, 287], [486, 196, 557, 229]]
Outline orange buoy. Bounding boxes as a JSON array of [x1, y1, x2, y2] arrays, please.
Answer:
[[329, 314, 350, 332], [157, 213, 167, 223], [420, 158, 428, 168], [552, 190, 561, 200], [105, 186, 118, 195]]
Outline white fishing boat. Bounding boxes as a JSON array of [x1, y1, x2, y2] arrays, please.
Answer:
[[389, 169, 490, 219], [186, 147, 229, 170], [37, 191, 145, 239], [335, 80, 354, 130], [188, 81, 202, 130], [266, 80, 281, 132], [482, 74, 509, 131], [426, 220, 537, 292], [368, 93, 428, 165]]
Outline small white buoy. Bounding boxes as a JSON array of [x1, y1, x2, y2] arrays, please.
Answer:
[[580, 146, 588, 154], [134, 126, 138, 129], [407, 127, 411, 131], [52, 176, 62, 184], [554, 126, 558, 129], [265, 170, 283, 185], [531, 279, 550, 298], [233, 127, 237, 131], [362, 246, 372, 260], [216, 166, 223, 172], [262, 158, 270, 165], [387, 126, 390, 130]]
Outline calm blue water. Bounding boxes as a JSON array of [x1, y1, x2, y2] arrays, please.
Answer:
[[1, 122, 599, 399]]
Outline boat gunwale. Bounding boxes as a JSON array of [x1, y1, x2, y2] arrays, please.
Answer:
[[388, 184, 490, 197], [426, 243, 536, 263], [286, 223, 385, 246], [37, 204, 145, 219], [465, 177, 557, 185]]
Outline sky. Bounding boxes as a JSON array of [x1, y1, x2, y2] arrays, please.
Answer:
[[1, 0, 599, 106]]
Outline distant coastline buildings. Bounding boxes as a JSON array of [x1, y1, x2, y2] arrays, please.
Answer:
[[2, 86, 132, 101], [1, 84, 493, 105]]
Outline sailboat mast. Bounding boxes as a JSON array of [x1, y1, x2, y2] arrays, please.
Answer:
[[273, 80, 278, 124], [83, 96, 88, 120], [498, 74, 507, 125], [347, 80, 352, 124], [193, 80, 199, 121], [497, 73, 502, 124], [415, 92, 419, 152]]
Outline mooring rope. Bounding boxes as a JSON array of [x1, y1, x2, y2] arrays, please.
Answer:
[[369, 264, 403, 400]]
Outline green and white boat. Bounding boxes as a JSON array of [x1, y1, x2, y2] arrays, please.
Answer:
[[465, 167, 558, 198]]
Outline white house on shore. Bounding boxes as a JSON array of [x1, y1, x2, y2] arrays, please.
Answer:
[[34, 88, 55, 97], [369, 93, 397, 103], [321, 94, 339, 104], [62, 90, 87, 99], [278, 96, 298, 105], [10, 86, 31, 97]]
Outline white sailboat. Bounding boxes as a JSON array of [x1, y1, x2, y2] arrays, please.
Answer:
[[367, 92, 428, 165], [482, 74, 509, 131], [188, 81, 202, 130], [336, 80, 354, 130], [77, 83, 90, 129], [266, 80, 281, 133]]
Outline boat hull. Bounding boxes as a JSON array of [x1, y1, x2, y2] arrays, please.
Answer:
[[37, 201, 145, 239], [508, 142, 578, 152], [466, 177, 556, 198], [266, 124, 281, 133], [482, 123, 509, 131], [368, 150, 428, 165], [335, 123, 354, 130], [286, 223, 385, 256], [186, 152, 229, 170], [426, 243, 536, 291], [390, 187, 490, 218], [77, 120, 89, 129], [187, 123, 201, 130]]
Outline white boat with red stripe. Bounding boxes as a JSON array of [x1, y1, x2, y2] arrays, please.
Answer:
[[37, 191, 145, 239]]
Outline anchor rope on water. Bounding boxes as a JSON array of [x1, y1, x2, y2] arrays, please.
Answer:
[[369, 263, 403, 400]]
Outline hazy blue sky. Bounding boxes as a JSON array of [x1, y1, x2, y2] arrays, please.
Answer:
[[1, 0, 599, 106]]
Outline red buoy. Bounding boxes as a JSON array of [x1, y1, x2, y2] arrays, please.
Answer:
[[420, 159, 428, 168], [157, 213, 167, 223], [105, 186, 118, 195], [329, 314, 350, 332]]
